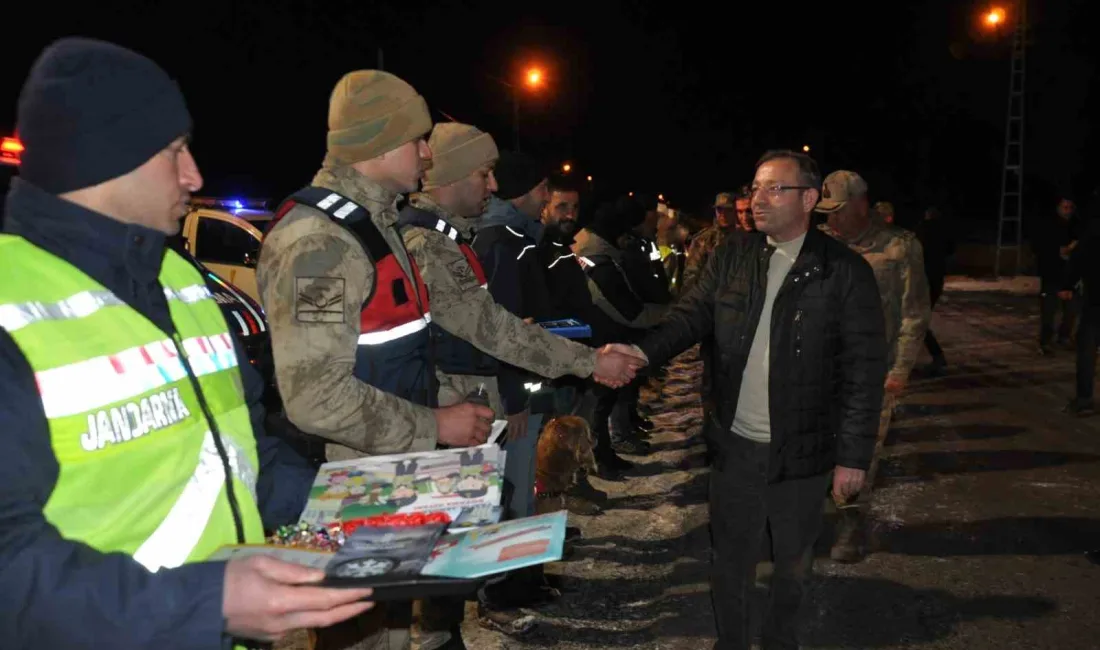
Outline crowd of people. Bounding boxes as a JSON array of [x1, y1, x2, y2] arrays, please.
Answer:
[[2, 35, 1099, 650]]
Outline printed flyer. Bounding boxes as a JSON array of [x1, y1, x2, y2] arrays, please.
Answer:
[[298, 443, 506, 526], [422, 510, 567, 579]]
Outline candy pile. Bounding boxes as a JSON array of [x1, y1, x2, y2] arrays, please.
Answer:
[[340, 512, 452, 536], [268, 512, 454, 552], [268, 522, 344, 552]]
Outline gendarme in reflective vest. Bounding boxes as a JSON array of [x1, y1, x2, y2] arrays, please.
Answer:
[[0, 235, 265, 573]]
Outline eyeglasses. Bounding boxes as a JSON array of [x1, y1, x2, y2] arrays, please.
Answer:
[[750, 184, 812, 199]]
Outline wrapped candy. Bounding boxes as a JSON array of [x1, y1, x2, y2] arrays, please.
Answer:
[[267, 521, 344, 552], [268, 512, 453, 550], [340, 511, 452, 536]]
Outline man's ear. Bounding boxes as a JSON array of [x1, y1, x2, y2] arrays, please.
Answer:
[[802, 188, 820, 214]]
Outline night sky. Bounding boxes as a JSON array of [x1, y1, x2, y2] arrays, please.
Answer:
[[3, 0, 1097, 231]]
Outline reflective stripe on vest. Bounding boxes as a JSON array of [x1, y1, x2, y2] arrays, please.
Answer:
[[0, 284, 211, 333], [39, 334, 237, 421], [358, 311, 433, 345], [134, 430, 257, 572], [0, 235, 264, 570]]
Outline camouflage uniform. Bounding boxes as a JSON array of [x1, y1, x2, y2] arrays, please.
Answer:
[[257, 164, 440, 464], [682, 224, 731, 293], [400, 194, 597, 406], [819, 219, 931, 503], [684, 192, 743, 292]]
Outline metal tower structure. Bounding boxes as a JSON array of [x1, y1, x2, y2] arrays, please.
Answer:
[[994, 1, 1028, 277]]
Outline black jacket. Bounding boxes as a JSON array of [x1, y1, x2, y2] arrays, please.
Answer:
[[0, 179, 316, 649], [535, 228, 620, 344], [473, 209, 554, 414], [619, 232, 672, 305], [914, 218, 955, 284], [1031, 214, 1080, 283], [1065, 218, 1100, 310], [638, 228, 887, 483], [536, 230, 589, 321]]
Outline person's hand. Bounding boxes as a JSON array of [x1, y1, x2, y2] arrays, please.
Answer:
[[593, 344, 648, 388], [506, 408, 530, 439], [223, 555, 374, 642], [523, 317, 536, 325], [884, 375, 906, 395], [1058, 290, 1074, 301], [607, 343, 649, 363], [832, 466, 866, 504], [434, 402, 493, 447]]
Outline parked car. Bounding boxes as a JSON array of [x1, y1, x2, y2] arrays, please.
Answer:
[[180, 197, 273, 304]]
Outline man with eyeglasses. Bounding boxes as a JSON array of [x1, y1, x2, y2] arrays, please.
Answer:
[[620, 150, 886, 649], [815, 170, 930, 564]]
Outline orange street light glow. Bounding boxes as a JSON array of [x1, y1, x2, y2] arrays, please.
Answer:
[[985, 7, 1006, 26]]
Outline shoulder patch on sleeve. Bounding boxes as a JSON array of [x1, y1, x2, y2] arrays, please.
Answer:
[[295, 277, 346, 323]]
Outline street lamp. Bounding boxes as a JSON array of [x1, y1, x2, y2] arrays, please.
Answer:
[[487, 66, 545, 152], [658, 194, 665, 202], [984, 6, 1006, 27], [562, 162, 572, 173], [802, 144, 811, 153], [586, 175, 593, 182]]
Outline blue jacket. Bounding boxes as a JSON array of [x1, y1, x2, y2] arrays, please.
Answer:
[[0, 179, 317, 649]]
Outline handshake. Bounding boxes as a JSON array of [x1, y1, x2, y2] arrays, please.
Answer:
[[592, 343, 649, 388]]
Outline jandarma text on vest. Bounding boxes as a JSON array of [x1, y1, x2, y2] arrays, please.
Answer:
[[80, 388, 192, 452]]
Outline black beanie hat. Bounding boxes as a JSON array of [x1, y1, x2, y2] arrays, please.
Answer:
[[494, 150, 547, 200], [17, 37, 192, 194]]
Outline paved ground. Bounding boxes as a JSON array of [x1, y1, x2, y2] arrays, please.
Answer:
[[462, 278, 1100, 649]]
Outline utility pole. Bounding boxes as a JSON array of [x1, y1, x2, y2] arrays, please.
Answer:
[[993, 1, 1027, 277]]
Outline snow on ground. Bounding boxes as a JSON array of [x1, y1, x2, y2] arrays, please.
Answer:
[[944, 275, 1039, 295]]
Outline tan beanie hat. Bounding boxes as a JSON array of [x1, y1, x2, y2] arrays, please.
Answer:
[[325, 70, 432, 166], [421, 122, 499, 190]]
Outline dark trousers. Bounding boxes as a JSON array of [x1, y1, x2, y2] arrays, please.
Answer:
[[610, 379, 641, 439], [924, 276, 945, 360], [1076, 308, 1100, 402], [1040, 279, 1076, 345], [590, 382, 618, 457], [591, 373, 646, 456], [709, 435, 829, 650]]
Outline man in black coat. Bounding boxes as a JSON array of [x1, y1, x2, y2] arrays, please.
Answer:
[[1032, 197, 1081, 354], [622, 150, 887, 649], [1061, 197, 1100, 416]]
